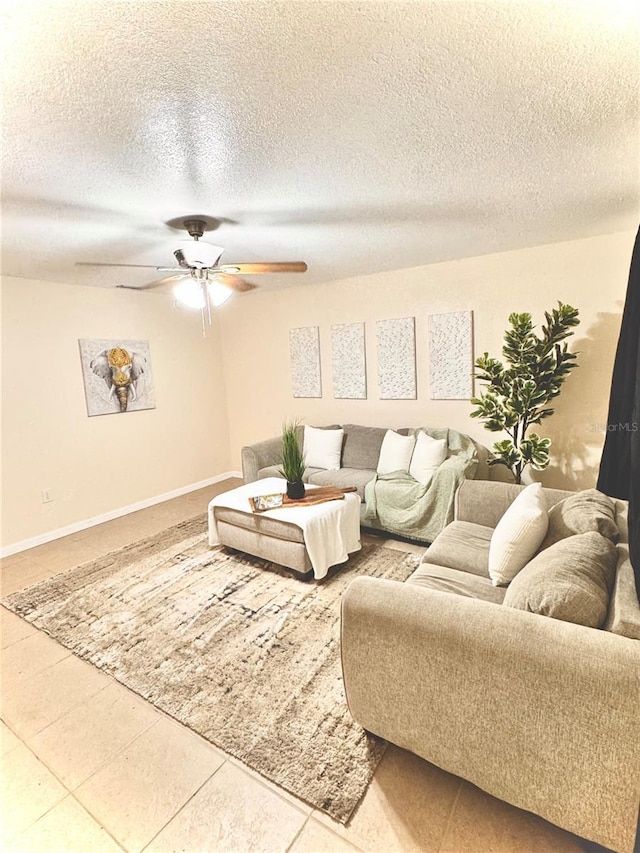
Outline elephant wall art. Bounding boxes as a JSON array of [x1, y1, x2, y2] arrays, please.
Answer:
[[79, 339, 156, 416]]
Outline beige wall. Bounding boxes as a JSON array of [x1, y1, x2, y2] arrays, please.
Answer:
[[219, 230, 636, 491], [1, 276, 231, 547], [1, 230, 633, 547]]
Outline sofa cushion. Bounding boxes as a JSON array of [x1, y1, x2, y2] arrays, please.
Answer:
[[342, 424, 388, 469], [422, 521, 493, 577], [540, 488, 619, 550], [258, 466, 324, 483], [213, 506, 305, 543], [503, 532, 617, 628], [306, 468, 375, 499], [303, 425, 344, 470], [408, 562, 506, 605], [489, 483, 548, 586], [377, 430, 416, 475], [605, 546, 640, 639], [258, 465, 283, 480], [409, 432, 448, 486], [603, 501, 640, 639]]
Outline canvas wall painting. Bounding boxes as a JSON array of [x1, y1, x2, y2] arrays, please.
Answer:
[[331, 322, 366, 399], [376, 317, 416, 399], [290, 326, 322, 398], [428, 310, 474, 399], [79, 339, 156, 417]]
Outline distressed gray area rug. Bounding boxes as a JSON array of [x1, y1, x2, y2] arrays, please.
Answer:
[[3, 515, 418, 822]]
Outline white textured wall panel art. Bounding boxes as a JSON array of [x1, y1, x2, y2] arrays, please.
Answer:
[[429, 310, 474, 399], [331, 322, 366, 399], [376, 317, 416, 400], [289, 326, 322, 398]]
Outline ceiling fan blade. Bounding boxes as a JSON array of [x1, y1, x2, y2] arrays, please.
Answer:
[[116, 274, 185, 291], [76, 262, 183, 271], [214, 273, 257, 293], [216, 262, 307, 274]]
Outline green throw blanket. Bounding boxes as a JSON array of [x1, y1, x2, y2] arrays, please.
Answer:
[[363, 428, 479, 543]]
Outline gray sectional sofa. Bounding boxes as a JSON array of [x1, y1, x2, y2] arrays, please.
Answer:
[[241, 423, 492, 542], [341, 479, 640, 853]]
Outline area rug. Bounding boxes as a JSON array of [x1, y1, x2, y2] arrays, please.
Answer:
[[3, 515, 419, 823]]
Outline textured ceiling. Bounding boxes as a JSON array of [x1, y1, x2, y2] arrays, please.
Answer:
[[1, 0, 639, 295]]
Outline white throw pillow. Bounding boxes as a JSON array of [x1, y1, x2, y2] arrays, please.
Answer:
[[409, 432, 448, 486], [489, 482, 549, 586], [377, 430, 416, 475], [303, 426, 344, 470]]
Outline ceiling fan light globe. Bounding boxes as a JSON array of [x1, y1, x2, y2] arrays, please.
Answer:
[[208, 280, 233, 307], [174, 240, 224, 268], [174, 279, 206, 310]]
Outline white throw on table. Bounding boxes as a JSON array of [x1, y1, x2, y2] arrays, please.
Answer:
[[207, 477, 362, 580]]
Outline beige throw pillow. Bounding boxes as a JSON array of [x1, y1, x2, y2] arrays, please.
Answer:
[[409, 432, 447, 486], [377, 430, 416, 475], [540, 488, 618, 550], [488, 483, 548, 586], [303, 426, 344, 470], [503, 532, 617, 628]]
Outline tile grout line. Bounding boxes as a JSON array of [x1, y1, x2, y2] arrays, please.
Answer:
[[31, 703, 163, 794], [220, 751, 316, 818], [6, 625, 313, 827], [64, 791, 130, 852], [6, 717, 152, 852], [128, 684, 317, 821], [288, 812, 369, 853], [0, 714, 25, 743], [284, 813, 311, 852], [0, 621, 76, 663], [2, 738, 128, 852], [1, 552, 104, 592], [2, 660, 113, 741], [3, 481, 265, 850], [137, 759, 229, 852], [3, 485, 433, 853]]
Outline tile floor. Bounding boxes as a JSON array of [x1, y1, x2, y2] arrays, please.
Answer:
[[0, 479, 606, 852]]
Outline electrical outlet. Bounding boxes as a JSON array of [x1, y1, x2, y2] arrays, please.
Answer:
[[41, 488, 53, 503]]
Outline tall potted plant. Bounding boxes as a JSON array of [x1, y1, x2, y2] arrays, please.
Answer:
[[470, 302, 580, 484], [278, 421, 306, 499]]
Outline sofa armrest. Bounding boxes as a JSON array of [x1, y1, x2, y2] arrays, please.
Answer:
[[454, 479, 526, 527], [341, 577, 640, 853], [241, 436, 283, 483], [454, 479, 577, 527]]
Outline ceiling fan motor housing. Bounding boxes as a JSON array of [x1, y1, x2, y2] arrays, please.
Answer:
[[174, 240, 224, 269], [182, 219, 207, 239]]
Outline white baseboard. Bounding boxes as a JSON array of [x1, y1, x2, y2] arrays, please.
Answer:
[[0, 471, 243, 559]]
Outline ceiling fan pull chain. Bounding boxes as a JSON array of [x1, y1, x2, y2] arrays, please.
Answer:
[[205, 280, 213, 327]]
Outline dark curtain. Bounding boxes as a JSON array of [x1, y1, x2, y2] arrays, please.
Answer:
[[597, 226, 640, 591]]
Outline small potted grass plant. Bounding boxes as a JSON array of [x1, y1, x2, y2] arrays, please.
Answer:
[[278, 421, 306, 499]]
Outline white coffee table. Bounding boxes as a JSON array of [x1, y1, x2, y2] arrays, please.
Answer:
[[207, 477, 361, 580]]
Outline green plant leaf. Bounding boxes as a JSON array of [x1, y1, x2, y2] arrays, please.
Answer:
[[277, 420, 306, 482], [492, 439, 521, 469], [471, 303, 579, 480], [519, 433, 552, 469]]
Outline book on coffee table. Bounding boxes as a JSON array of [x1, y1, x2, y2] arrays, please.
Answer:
[[249, 493, 284, 512]]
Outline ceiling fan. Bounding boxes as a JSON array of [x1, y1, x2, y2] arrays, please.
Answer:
[[76, 218, 307, 330]]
